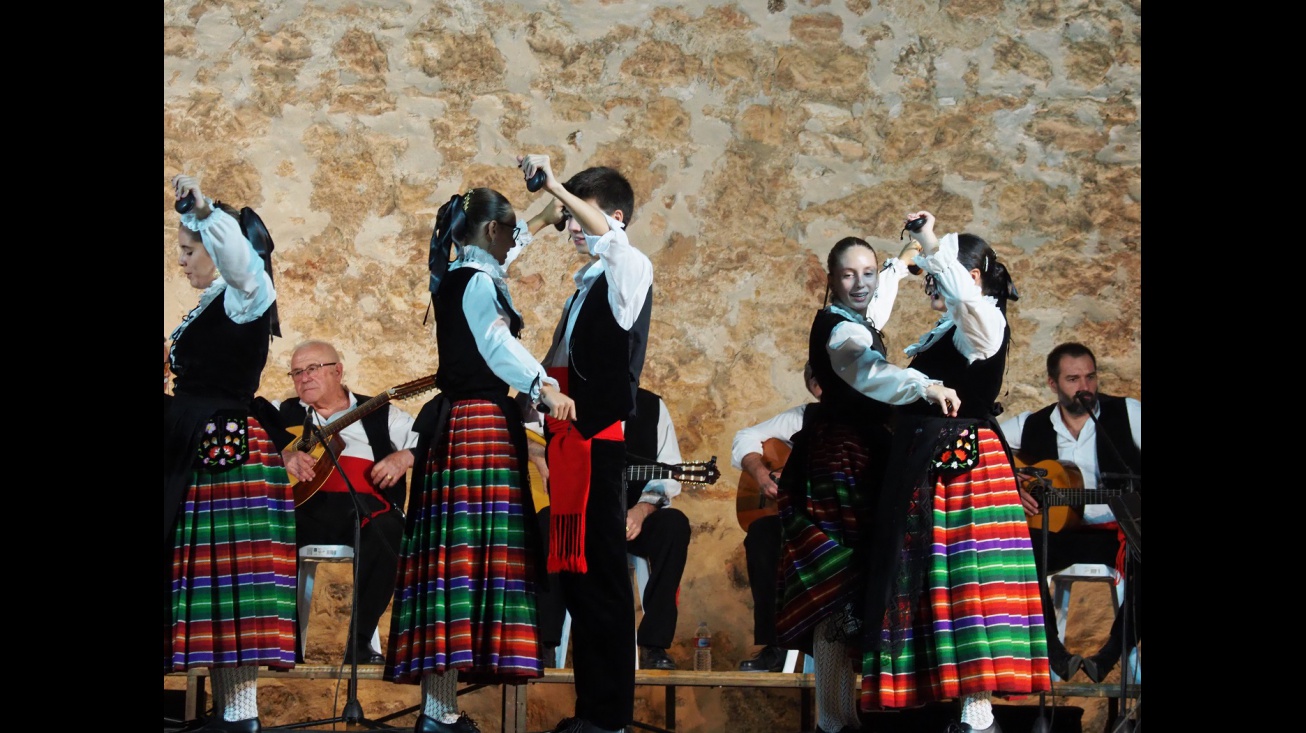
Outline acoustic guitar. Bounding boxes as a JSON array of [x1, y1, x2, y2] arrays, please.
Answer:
[[284, 374, 438, 507], [735, 438, 791, 532], [1012, 455, 1126, 533]]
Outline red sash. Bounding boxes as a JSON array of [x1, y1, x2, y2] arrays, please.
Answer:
[[544, 367, 622, 573]]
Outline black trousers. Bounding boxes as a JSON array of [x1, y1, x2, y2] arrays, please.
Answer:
[[626, 506, 690, 649], [1028, 525, 1142, 659], [538, 505, 691, 653], [295, 492, 404, 655], [743, 514, 782, 646], [553, 438, 636, 730]]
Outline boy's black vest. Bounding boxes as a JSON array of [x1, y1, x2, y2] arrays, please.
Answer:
[[277, 396, 407, 510], [1019, 394, 1141, 493], [566, 275, 653, 439]]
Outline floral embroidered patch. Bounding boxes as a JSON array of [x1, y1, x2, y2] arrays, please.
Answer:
[[931, 427, 979, 474], [198, 414, 249, 469]]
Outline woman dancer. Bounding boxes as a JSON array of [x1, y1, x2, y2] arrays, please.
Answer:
[[164, 173, 295, 733], [387, 187, 575, 733], [859, 211, 1049, 733], [776, 236, 959, 733]]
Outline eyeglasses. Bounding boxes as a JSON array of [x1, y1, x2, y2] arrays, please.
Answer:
[[287, 362, 338, 380]]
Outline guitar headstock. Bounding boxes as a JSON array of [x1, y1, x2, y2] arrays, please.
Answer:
[[673, 456, 721, 487], [389, 374, 439, 400]]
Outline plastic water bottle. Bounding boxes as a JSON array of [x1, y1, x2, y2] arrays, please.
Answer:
[[694, 621, 712, 671]]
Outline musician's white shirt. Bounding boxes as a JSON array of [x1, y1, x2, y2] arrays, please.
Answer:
[[999, 397, 1142, 525], [272, 392, 420, 495]]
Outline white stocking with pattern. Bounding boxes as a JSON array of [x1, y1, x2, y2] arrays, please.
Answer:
[[960, 690, 994, 730], [812, 617, 859, 733], [420, 669, 461, 723], [211, 665, 259, 722]]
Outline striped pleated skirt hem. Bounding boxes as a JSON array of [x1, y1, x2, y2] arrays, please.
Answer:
[[860, 429, 1051, 709], [166, 418, 298, 671], [388, 400, 541, 684]]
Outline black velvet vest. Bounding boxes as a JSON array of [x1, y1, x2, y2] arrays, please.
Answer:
[[435, 267, 521, 399], [171, 294, 271, 403], [566, 275, 654, 439], [808, 308, 894, 427], [899, 323, 1009, 420]]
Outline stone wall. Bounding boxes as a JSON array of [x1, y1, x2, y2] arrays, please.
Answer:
[[164, 1, 1140, 730]]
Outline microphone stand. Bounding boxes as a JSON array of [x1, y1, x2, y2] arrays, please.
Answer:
[[1073, 393, 1141, 732], [268, 421, 401, 731], [1019, 465, 1057, 733]]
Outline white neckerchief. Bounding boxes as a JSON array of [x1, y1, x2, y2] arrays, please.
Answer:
[[452, 244, 521, 322]]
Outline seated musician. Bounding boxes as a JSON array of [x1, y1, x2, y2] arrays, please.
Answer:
[[275, 339, 420, 666], [998, 342, 1141, 683]]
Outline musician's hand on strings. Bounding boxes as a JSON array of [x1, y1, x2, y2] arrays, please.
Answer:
[[370, 449, 415, 491], [625, 503, 654, 541], [1015, 481, 1040, 516], [527, 437, 550, 488], [759, 468, 782, 500], [282, 449, 316, 483], [540, 384, 577, 421]]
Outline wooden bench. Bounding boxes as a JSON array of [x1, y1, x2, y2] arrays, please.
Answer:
[[167, 667, 1139, 733]]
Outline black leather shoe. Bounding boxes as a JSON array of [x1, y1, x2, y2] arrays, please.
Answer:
[[1082, 651, 1117, 683], [640, 646, 677, 670], [739, 644, 787, 672], [946, 721, 1002, 733], [416, 712, 481, 732], [343, 648, 386, 665], [1083, 638, 1123, 683], [549, 717, 622, 733], [181, 717, 261, 732], [1048, 650, 1083, 680]]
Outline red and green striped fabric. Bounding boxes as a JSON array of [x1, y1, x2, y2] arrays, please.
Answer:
[[388, 400, 542, 685], [775, 420, 885, 648], [860, 429, 1051, 709], [166, 419, 298, 671]]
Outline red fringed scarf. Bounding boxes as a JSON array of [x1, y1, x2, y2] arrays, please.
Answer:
[[544, 367, 623, 573]]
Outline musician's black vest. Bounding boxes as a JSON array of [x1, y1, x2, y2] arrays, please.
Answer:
[[1020, 394, 1141, 492], [435, 267, 522, 399], [277, 396, 408, 509], [808, 308, 894, 426], [624, 388, 662, 508], [566, 274, 654, 439]]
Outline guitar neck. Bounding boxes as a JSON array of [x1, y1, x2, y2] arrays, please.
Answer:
[[1036, 488, 1125, 507], [625, 465, 673, 482], [297, 393, 392, 451]]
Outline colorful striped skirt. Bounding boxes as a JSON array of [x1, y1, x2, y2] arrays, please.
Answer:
[[775, 419, 890, 651], [165, 417, 298, 671], [387, 399, 542, 684], [860, 428, 1051, 709]]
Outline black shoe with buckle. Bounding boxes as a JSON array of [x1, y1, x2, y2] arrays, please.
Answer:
[[180, 717, 261, 733], [639, 646, 677, 670], [416, 712, 481, 733], [739, 644, 787, 672], [549, 717, 622, 733], [343, 647, 386, 666]]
